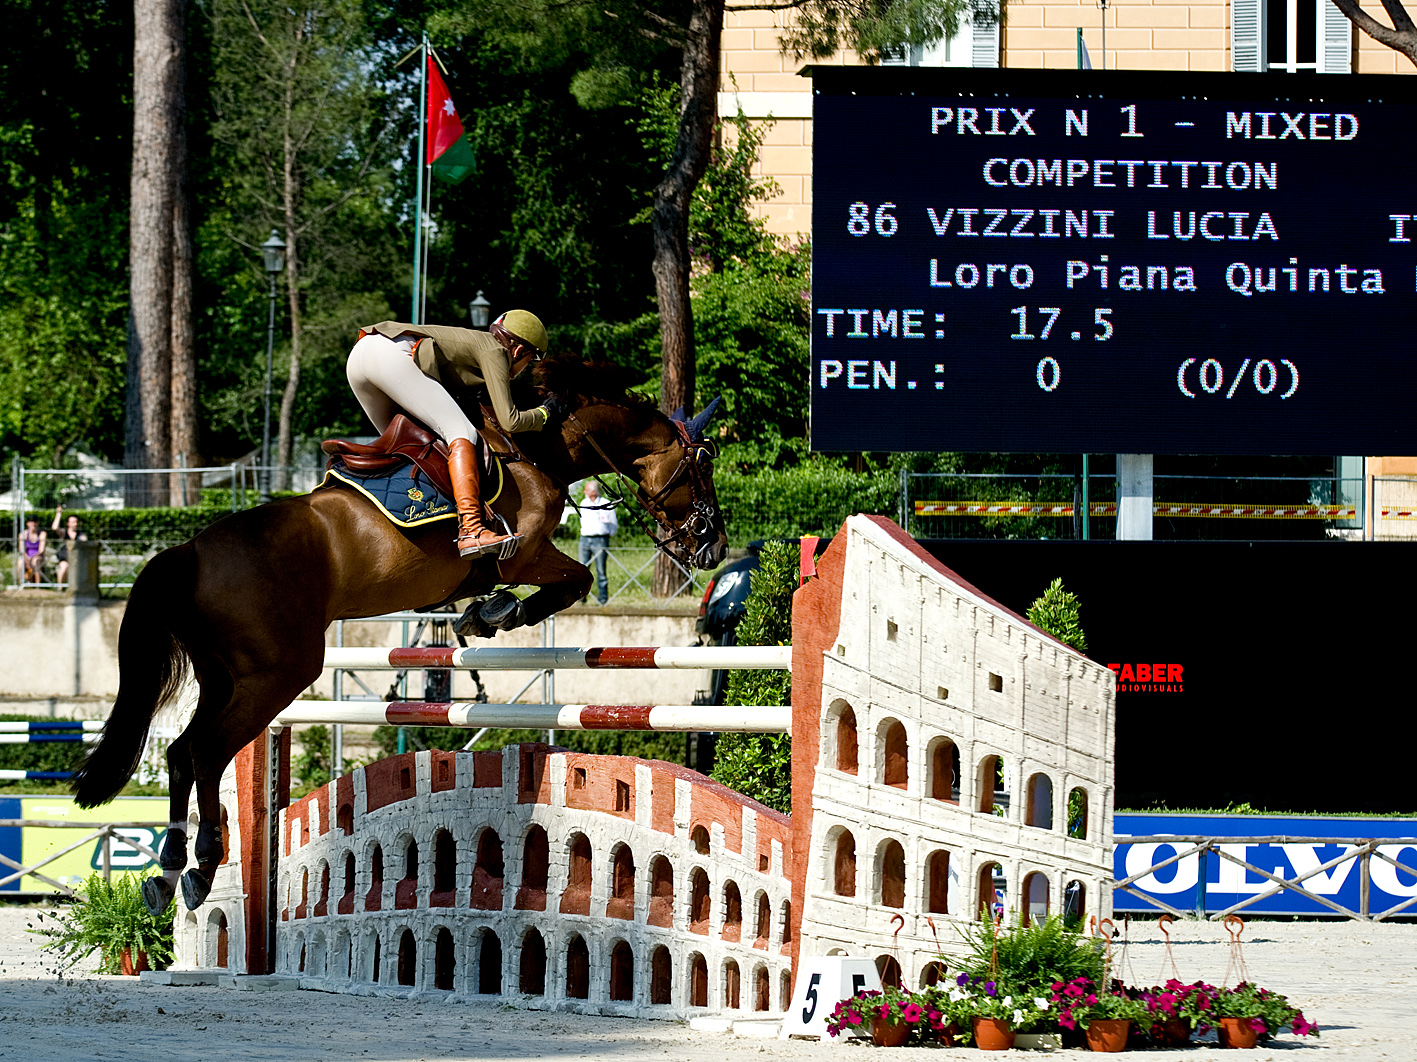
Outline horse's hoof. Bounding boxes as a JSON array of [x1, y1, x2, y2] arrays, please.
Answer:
[[180, 869, 212, 910], [159, 827, 188, 871], [143, 876, 176, 916], [481, 590, 526, 631], [453, 599, 495, 639]]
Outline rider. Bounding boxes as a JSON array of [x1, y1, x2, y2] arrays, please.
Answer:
[[347, 311, 568, 558]]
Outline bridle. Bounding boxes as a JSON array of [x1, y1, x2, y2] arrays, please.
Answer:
[[563, 410, 721, 566]]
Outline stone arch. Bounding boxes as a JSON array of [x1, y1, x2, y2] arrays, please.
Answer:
[[365, 842, 384, 912], [650, 945, 672, 1005], [977, 753, 1008, 815], [434, 926, 455, 990], [565, 934, 590, 999], [294, 931, 306, 974], [690, 824, 711, 855], [919, 960, 946, 988], [365, 928, 381, 983], [206, 908, 228, 968], [928, 736, 961, 803], [339, 850, 356, 914], [1064, 879, 1087, 930], [689, 952, 708, 1007], [753, 964, 770, 1011], [723, 959, 741, 1009], [471, 827, 504, 911], [925, 849, 951, 914], [478, 928, 502, 994], [431, 828, 456, 906], [721, 880, 743, 941], [880, 718, 908, 789], [309, 930, 327, 976], [779, 969, 792, 1011], [1025, 772, 1054, 830], [337, 800, 353, 835], [516, 824, 549, 910], [688, 867, 711, 931], [609, 940, 634, 1001], [397, 928, 416, 986], [333, 928, 351, 979], [394, 835, 418, 910], [561, 833, 592, 916], [648, 855, 674, 928], [977, 860, 1006, 921], [827, 826, 856, 897], [877, 838, 906, 908], [314, 860, 331, 917], [295, 865, 309, 919], [1023, 870, 1050, 926], [824, 699, 858, 774], [875, 954, 902, 988], [1068, 787, 1089, 839], [520, 928, 547, 995], [780, 898, 792, 944], [753, 890, 771, 947], [608, 843, 635, 921]]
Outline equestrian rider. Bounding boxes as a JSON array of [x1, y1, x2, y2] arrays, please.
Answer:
[[347, 311, 567, 557]]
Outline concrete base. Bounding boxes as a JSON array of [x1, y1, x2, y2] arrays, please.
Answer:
[[138, 969, 221, 986], [219, 974, 302, 992], [689, 1017, 734, 1033]]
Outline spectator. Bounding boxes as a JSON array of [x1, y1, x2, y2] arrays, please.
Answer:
[[577, 481, 618, 606], [17, 517, 46, 587], [51, 505, 87, 588]]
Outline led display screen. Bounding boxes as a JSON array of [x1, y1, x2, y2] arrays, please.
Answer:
[[810, 67, 1417, 454]]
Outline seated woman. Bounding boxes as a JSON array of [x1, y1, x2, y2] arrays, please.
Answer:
[[52, 505, 87, 588], [345, 311, 564, 558], [17, 518, 46, 587]]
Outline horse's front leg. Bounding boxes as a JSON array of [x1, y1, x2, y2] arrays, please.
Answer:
[[454, 543, 592, 636]]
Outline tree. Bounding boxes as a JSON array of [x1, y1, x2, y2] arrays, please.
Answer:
[[1329, 0, 1417, 65], [206, 0, 395, 489], [1026, 577, 1088, 653], [125, 0, 185, 505]]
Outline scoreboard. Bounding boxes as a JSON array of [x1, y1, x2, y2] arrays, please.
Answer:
[[809, 67, 1417, 455]]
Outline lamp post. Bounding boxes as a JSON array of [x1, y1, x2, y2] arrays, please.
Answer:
[[469, 290, 491, 330], [260, 229, 286, 502]]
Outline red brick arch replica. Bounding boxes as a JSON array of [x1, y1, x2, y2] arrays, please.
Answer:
[[177, 516, 1115, 1019]]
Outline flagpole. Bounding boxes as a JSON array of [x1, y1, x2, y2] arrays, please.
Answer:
[[421, 180, 434, 323], [411, 32, 428, 322]]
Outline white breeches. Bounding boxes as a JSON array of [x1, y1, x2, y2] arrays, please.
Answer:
[[346, 332, 476, 443]]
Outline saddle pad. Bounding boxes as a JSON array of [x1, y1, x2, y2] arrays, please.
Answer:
[[318, 455, 501, 529]]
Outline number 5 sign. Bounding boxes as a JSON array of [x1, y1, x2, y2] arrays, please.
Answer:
[[778, 956, 883, 1040]]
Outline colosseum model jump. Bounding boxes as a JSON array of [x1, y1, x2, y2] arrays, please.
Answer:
[[172, 515, 1116, 1025]]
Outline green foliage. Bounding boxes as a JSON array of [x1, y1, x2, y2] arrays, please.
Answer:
[[715, 460, 899, 539], [0, 714, 86, 775], [779, 0, 990, 62], [29, 870, 176, 975], [954, 913, 1106, 995], [713, 541, 798, 814], [1026, 577, 1088, 653], [3, 506, 237, 543], [292, 724, 333, 797]]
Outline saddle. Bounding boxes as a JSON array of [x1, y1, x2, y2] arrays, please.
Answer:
[[321, 414, 455, 499]]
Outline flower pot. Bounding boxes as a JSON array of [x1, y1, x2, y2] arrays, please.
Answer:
[[1153, 1019, 1190, 1047], [935, 1022, 962, 1047], [972, 1017, 1016, 1051], [871, 1017, 911, 1047], [1084, 1019, 1131, 1052], [118, 948, 149, 976], [1217, 1017, 1262, 1049]]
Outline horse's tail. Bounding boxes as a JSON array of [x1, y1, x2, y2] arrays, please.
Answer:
[[72, 542, 196, 809]]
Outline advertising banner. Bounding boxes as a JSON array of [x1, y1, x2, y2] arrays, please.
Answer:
[[0, 796, 169, 894], [1114, 813, 1417, 918]]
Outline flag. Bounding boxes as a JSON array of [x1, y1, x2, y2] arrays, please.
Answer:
[[1077, 29, 1093, 70], [426, 56, 475, 184]]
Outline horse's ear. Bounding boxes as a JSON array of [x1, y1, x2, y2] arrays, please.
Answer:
[[669, 406, 686, 425], [685, 395, 721, 441]]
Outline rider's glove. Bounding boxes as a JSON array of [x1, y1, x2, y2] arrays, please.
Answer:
[[541, 392, 574, 425]]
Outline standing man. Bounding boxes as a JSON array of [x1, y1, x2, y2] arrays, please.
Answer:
[[577, 481, 618, 606]]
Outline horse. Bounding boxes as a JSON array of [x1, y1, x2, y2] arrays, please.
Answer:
[[72, 357, 728, 915]]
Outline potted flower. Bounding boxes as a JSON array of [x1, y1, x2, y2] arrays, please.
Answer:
[[1140, 979, 1220, 1046], [825, 985, 937, 1046], [1212, 982, 1320, 1049], [946, 973, 1053, 1051], [28, 870, 175, 975], [1051, 977, 1150, 1053]]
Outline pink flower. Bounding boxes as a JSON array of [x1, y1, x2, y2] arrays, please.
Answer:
[[1085, 994, 1098, 1005], [877, 1004, 891, 1020], [1292, 1014, 1318, 1037], [827, 1027, 840, 1038], [1249, 1018, 1267, 1034], [902, 1003, 923, 1023]]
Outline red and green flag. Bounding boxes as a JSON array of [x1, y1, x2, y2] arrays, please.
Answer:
[[426, 57, 474, 184]]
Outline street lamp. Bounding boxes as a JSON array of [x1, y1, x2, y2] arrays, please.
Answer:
[[469, 290, 491, 330], [260, 229, 286, 502]]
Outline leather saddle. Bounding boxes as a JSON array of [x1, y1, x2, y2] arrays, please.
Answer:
[[321, 414, 454, 499]]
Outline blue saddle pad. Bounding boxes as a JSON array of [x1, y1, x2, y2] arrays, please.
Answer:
[[319, 457, 457, 528]]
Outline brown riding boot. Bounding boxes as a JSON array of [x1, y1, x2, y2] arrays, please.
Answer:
[[448, 437, 519, 558]]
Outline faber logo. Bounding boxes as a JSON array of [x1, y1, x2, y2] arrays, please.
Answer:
[[1107, 662, 1183, 693]]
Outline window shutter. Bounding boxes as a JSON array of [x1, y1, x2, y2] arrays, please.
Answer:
[[1321, 0, 1352, 72], [1232, 0, 1262, 71], [971, 5, 1000, 68]]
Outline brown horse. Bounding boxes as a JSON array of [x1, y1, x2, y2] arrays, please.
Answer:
[[73, 363, 726, 914]]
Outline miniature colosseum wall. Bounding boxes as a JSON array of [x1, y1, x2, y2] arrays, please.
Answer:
[[174, 514, 1116, 1021]]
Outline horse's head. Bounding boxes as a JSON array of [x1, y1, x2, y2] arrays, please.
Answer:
[[530, 357, 728, 570]]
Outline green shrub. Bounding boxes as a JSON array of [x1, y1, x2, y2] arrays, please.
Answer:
[[29, 869, 176, 974]]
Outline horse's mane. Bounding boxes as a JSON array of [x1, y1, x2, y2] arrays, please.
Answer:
[[533, 353, 654, 409]]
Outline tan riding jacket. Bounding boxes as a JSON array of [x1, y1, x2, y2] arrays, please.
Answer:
[[365, 321, 548, 433]]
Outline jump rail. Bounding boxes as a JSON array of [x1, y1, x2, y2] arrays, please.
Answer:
[[0, 721, 102, 745], [321, 645, 792, 671], [272, 701, 791, 733]]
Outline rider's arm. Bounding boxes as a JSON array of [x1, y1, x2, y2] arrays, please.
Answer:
[[479, 345, 549, 433]]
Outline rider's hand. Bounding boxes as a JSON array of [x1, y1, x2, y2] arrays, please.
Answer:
[[541, 392, 574, 425]]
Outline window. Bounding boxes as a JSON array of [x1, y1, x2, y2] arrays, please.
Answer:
[[877, 9, 996, 68], [879, 840, 906, 908], [835, 706, 859, 774], [1068, 788, 1089, 840], [833, 829, 857, 897], [610, 941, 634, 1001], [520, 929, 546, 995], [478, 930, 502, 994], [930, 738, 960, 803], [565, 935, 589, 999], [882, 720, 908, 789], [516, 826, 549, 911], [397, 930, 416, 987], [649, 856, 674, 928], [471, 829, 504, 911], [926, 850, 950, 914], [1023, 871, 1050, 927], [1233, 0, 1351, 72], [561, 834, 592, 916], [609, 845, 635, 920], [1026, 773, 1054, 830], [435, 928, 455, 990], [651, 946, 673, 1005]]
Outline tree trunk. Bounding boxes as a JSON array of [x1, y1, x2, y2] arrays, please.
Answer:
[[169, 14, 200, 507], [651, 0, 722, 597], [125, 0, 183, 507], [274, 59, 302, 494]]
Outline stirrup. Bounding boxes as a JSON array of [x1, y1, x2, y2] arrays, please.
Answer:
[[457, 512, 521, 560]]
